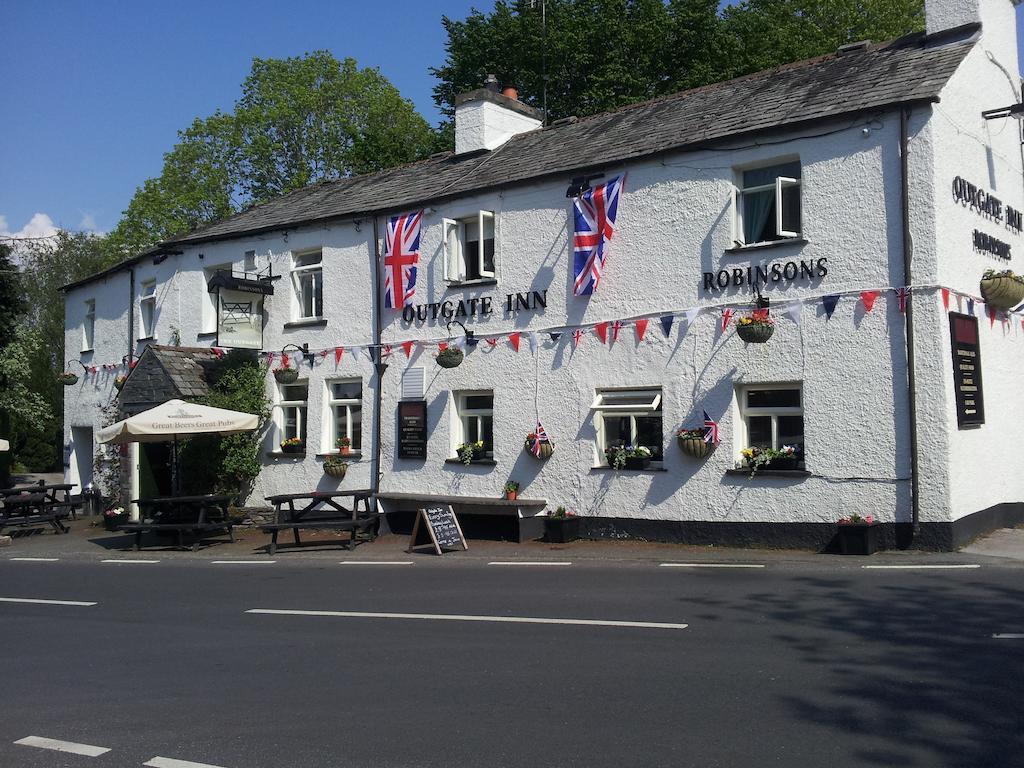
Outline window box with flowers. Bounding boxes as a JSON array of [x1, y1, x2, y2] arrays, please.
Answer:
[[455, 440, 486, 465], [280, 437, 304, 455], [836, 513, 878, 555], [735, 310, 775, 343], [676, 428, 713, 459], [739, 445, 801, 475], [979, 268, 1024, 310], [605, 445, 652, 470], [545, 506, 580, 543]]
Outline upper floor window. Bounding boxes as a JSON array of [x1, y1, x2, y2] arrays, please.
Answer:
[[444, 211, 495, 283], [82, 299, 95, 351], [454, 390, 493, 457], [243, 250, 257, 274], [592, 388, 664, 461], [139, 280, 157, 339], [735, 161, 801, 246], [738, 384, 804, 465], [292, 251, 323, 320], [326, 380, 362, 453]]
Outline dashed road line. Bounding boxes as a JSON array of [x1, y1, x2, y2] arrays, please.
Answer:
[[14, 736, 110, 756], [144, 757, 229, 768], [0, 596, 96, 607], [9, 557, 60, 562], [659, 563, 765, 568], [102, 559, 160, 564], [487, 561, 572, 566], [210, 560, 275, 565], [340, 561, 414, 565], [992, 633, 1024, 639], [861, 564, 981, 570], [247, 608, 688, 630]]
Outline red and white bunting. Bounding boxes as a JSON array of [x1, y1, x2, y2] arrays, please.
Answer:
[[572, 328, 584, 348], [611, 320, 624, 342], [860, 291, 880, 313], [941, 288, 950, 310], [595, 322, 609, 344], [486, 338, 498, 348], [527, 331, 538, 355], [894, 287, 910, 313], [334, 347, 344, 365], [635, 318, 649, 342], [721, 309, 734, 331], [509, 332, 521, 352], [401, 341, 415, 358]]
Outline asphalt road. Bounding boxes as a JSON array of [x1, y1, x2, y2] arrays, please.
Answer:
[[0, 557, 1021, 768]]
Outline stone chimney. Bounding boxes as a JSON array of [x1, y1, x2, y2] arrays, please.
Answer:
[[925, 0, 1018, 35], [454, 75, 543, 155]]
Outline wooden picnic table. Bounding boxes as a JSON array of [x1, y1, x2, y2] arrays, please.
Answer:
[[0, 489, 70, 534], [261, 489, 380, 555], [120, 494, 235, 551]]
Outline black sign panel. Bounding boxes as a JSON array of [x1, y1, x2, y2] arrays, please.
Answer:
[[398, 400, 428, 459], [425, 506, 464, 551], [948, 312, 985, 428]]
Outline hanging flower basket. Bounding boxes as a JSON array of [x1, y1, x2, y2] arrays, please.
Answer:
[[323, 460, 348, 479], [524, 438, 554, 459], [980, 271, 1024, 310], [58, 372, 79, 386], [274, 367, 299, 384], [436, 347, 464, 368], [677, 435, 712, 459], [736, 321, 775, 343]]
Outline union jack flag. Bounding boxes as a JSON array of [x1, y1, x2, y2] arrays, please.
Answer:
[[530, 421, 550, 457], [894, 286, 910, 313], [383, 210, 423, 309], [703, 410, 720, 445], [573, 174, 626, 296]]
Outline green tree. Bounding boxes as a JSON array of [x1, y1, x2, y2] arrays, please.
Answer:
[[109, 52, 437, 257], [0, 243, 26, 483]]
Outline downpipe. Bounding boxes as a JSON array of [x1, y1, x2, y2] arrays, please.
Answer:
[[900, 107, 921, 539]]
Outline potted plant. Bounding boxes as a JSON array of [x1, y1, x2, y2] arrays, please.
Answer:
[[58, 371, 79, 386], [436, 347, 464, 368], [739, 445, 800, 475], [280, 437, 304, 454], [735, 310, 775, 343], [456, 440, 485, 465], [273, 361, 299, 384], [836, 513, 878, 555], [323, 454, 349, 479], [980, 268, 1024, 310], [336, 436, 352, 456], [605, 445, 627, 470], [676, 427, 713, 458], [114, 374, 128, 391], [545, 506, 580, 543], [103, 505, 129, 532], [606, 445, 652, 470], [503, 480, 520, 500], [524, 432, 554, 459]]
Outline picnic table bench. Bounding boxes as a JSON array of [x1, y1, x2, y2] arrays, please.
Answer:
[[261, 490, 380, 555], [119, 494, 235, 551], [0, 487, 71, 534]]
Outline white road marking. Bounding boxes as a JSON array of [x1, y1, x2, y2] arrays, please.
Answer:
[[0, 597, 96, 607], [487, 561, 572, 566], [659, 563, 765, 568], [14, 736, 110, 756], [247, 608, 688, 630], [861, 564, 981, 569], [210, 560, 276, 565], [144, 757, 229, 768], [102, 559, 160, 564], [992, 633, 1024, 639], [9, 557, 60, 562], [340, 561, 414, 565]]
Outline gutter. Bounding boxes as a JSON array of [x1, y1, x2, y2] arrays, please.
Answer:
[[900, 107, 921, 537]]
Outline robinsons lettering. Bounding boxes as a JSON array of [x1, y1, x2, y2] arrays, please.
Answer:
[[703, 258, 828, 291]]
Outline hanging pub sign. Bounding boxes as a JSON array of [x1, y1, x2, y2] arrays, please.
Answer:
[[397, 400, 428, 459], [207, 269, 272, 350], [948, 312, 985, 428]]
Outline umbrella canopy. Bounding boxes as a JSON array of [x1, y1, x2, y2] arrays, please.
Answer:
[[97, 399, 259, 445], [0, 438, 9, 452]]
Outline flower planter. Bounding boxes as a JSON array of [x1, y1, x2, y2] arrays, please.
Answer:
[[436, 348, 464, 368], [764, 456, 799, 471], [545, 516, 580, 543], [323, 463, 347, 479], [280, 443, 304, 454], [837, 523, 879, 555], [339, 446, 351, 457], [104, 512, 130, 532], [980, 276, 1024, 310], [58, 373, 79, 386], [274, 368, 299, 384], [736, 322, 775, 343], [524, 439, 554, 459], [505, 490, 518, 501], [677, 436, 712, 459], [623, 456, 651, 470]]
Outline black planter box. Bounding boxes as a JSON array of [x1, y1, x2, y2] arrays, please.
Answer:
[[104, 513, 130, 532], [623, 456, 651, 470], [545, 516, 581, 543], [837, 523, 879, 555], [764, 457, 799, 471]]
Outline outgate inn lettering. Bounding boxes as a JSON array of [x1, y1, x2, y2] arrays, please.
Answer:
[[703, 258, 828, 291], [402, 290, 547, 324]]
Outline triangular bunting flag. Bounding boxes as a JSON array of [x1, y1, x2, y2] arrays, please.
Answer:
[[572, 328, 584, 348], [785, 303, 802, 325], [941, 288, 950, 310], [659, 315, 674, 338], [266, 352, 275, 367], [967, 298, 975, 316], [894, 287, 910, 313], [319, 349, 329, 361], [334, 347, 344, 365], [485, 338, 498, 348], [987, 305, 997, 328], [509, 332, 521, 352], [685, 308, 699, 326], [548, 332, 562, 343], [381, 345, 393, 358], [635, 318, 649, 342], [822, 294, 840, 320], [401, 341, 415, 358], [350, 346, 361, 361], [527, 332, 538, 355], [611, 320, 624, 342], [860, 291, 880, 313], [721, 309, 734, 332], [595, 322, 609, 344]]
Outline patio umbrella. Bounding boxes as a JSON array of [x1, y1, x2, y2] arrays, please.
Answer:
[[0, 438, 9, 452], [97, 399, 259, 495]]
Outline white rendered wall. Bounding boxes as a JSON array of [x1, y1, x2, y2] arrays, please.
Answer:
[[455, 99, 543, 154]]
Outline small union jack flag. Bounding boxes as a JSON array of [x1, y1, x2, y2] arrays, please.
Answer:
[[383, 210, 423, 310], [894, 286, 910, 313], [703, 411, 720, 445], [530, 422, 550, 457], [573, 174, 626, 296], [572, 328, 584, 348]]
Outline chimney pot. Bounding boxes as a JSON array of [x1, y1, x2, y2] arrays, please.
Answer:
[[501, 86, 519, 100], [485, 74, 500, 92]]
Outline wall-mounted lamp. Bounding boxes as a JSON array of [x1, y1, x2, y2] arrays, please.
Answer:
[[121, 354, 140, 369], [446, 319, 476, 347], [565, 173, 604, 198], [754, 284, 770, 312], [982, 103, 1024, 120], [281, 342, 316, 366]]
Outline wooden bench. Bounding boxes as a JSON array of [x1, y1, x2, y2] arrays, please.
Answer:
[[120, 495, 234, 552], [261, 490, 379, 555], [0, 492, 70, 534], [375, 492, 548, 543]]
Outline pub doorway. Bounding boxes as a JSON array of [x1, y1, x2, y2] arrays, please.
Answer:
[[138, 443, 173, 499]]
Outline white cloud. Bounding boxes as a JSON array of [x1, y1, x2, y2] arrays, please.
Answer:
[[79, 213, 98, 231], [0, 212, 59, 241]]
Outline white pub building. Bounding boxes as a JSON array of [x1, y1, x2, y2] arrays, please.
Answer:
[[64, 0, 1024, 550]]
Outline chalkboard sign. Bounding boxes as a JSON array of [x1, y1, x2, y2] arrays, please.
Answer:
[[407, 505, 468, 555], [949, 312, 985, 428], [398, 400, 428, 459]]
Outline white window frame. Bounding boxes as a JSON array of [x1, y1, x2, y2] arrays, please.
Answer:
[[82, 299, 95, 351], [202, 263, 232, 334], [275, 380, 309, 447], [291, 251, 323, 320], [138, 280, 157, 340], [736, 383, 804, 456], [454, 390, 494, 457], [591, 388, 664, 462], [324, 379, 362, 453], [444, 211, 496, 283], [733, 162, 802, 246]]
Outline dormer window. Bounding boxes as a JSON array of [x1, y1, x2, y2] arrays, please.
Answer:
[[444, 212, 495, 283]]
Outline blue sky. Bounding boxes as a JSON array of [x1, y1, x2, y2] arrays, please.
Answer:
[[2, 1, 1023, 240]]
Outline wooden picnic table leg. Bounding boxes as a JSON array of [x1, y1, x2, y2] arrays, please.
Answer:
[[134, 531, 142, 552], [269, 530, 278, 556], [293, 527, 301, 546]]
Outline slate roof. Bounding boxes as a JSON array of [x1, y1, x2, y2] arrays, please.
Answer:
[[118, 346, 218, 414]]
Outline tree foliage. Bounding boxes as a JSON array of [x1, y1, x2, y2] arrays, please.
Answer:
[[108, 52, 438, 257], [431, 0, 924, 126]]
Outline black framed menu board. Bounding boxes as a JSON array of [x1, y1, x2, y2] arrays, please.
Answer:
[[398, 400, 428, 458], [948, 312, 985, 428]]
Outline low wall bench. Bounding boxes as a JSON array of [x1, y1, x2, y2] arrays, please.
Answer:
[[120, 494, 235, 552], [375, 492, 548, 543], [261, 490, 380, 555]]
